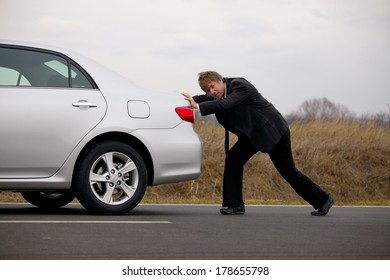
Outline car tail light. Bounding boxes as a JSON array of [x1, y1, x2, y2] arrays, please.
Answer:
[[175, 106, 195, 123]]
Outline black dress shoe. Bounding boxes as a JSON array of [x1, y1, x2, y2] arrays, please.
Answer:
[[220, 205, 245, 215], [311, 194, 334, 216]]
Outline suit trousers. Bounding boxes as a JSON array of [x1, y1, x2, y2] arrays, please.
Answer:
[[222, 130, 328, 209]]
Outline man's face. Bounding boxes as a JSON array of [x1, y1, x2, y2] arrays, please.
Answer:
[[205, 79, 225, 99]]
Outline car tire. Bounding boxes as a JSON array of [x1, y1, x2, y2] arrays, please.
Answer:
[[21, 190, 76, 209], [74, 141, 147, 215]]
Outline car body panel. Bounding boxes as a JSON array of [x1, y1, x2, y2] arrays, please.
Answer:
[[130, 123, 202, 185], [0, 87, 107, 178]]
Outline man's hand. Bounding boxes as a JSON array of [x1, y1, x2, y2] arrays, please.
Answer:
[[181, 92, 198, 109]]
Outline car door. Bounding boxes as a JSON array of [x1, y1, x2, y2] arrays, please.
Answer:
[[0, 46, 107, 178]]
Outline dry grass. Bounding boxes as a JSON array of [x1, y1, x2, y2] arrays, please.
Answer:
[[1, 119, 389, 206], [144, 119, 390, 205]]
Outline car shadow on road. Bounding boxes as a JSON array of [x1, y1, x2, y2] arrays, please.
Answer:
[[0, 203, 89, 216], [0, 203, 185, 217]]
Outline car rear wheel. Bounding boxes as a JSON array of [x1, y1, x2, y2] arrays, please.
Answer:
[[21, 190, 76, 209], [74, 141, 147, 214]]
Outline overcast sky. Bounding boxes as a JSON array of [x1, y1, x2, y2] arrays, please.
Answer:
[[1, 0, 389, 115]]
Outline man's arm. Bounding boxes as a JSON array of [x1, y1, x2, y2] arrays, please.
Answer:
[[181, 92, 216, 109], [193, 94, 214, 103], [196, 81, 252, 116]]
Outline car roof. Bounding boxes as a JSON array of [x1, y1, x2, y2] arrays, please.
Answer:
[[0, 39, 76, 56]]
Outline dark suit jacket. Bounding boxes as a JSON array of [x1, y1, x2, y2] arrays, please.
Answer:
[[193, 77, 289, 153]]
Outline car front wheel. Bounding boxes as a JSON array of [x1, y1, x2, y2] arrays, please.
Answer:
[[74, 141, 147, 214]]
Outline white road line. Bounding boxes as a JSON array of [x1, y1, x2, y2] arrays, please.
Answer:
[[0, 220, 171, 224]]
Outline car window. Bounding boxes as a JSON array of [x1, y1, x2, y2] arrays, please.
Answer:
[[0, 46, 94, 89], [70, 63, 94, 88], [0, 67, 31, 86]]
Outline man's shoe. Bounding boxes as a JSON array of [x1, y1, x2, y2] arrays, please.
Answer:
[[220, 205, 245, 215], [311, 194, 334, 216]]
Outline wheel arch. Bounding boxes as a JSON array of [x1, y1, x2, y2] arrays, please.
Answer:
[[72, 132, 154, 187]]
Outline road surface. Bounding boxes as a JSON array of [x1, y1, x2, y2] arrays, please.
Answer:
[[0, 203, 389, 259]]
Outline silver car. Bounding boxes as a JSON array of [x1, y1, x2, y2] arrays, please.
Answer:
[[0, 40, 202, 214]]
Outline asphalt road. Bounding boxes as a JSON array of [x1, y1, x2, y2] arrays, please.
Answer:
[[0, 203, 389, 260]]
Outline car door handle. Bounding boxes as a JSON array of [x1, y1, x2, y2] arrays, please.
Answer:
[[72, 100, 98, 109]]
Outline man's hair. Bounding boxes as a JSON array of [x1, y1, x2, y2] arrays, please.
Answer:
[[198, 71, 223, 92]]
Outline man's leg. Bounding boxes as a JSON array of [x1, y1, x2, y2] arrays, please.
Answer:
[[268, 130, 328, 209], [222, 137, 258, 207]]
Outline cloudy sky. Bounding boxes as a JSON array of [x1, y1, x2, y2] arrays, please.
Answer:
[[1, 0, 389, 115]]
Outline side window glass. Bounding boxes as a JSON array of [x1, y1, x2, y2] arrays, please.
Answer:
[[0, 67, 31, 86], [71, 64, 94, 88], [0, 47, 69, 88], [44, 59, 69, 87]]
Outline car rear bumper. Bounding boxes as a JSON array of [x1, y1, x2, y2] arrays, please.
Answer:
[[131, 122, 202, 185]]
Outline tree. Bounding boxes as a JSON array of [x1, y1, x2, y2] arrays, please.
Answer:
[[290, 97, 353, 121]]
